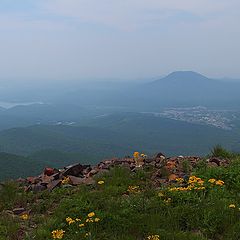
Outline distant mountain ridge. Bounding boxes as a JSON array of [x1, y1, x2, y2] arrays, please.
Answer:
[[144, 71, 240, 108], [152, 71, 210, 83]]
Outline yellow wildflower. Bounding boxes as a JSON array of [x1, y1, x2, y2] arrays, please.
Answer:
[[158, 192, 164, 197], [176, 177, 184, 183], [188, 176, 204, 185], [147, 234, 160, 240], [164, 198, 171, 204], [197, 179, 204, 185], [20, 213, 29, 220], [133, 152, 139, 158], [98, 180, 104, 185], [86, 218, 94, 223], [52, 229, 65, 239], [229, 204, 236, 209], [208, 178, 216, 184], [94, 217, 100, 222], [85, 232, 91, 237], [194, 186, 206, 190], [127, 185, 140, 194], [75, 218, 81, 222], [79, 223, 85, 227], [66, 217, 75, 225], [215, 180, 224, 186], [87, 212, 95, 218]]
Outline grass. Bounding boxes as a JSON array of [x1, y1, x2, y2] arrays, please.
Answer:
[[210, 144, 238, 159], [1, 153, 240, 239]]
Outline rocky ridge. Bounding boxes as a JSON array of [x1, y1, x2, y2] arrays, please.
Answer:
[[16, 153, 229, 193]]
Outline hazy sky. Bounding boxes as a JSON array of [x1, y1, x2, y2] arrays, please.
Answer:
[[0, 0, 240, 81]]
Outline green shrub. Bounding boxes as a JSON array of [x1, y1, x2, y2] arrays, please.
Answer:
[[210, 145, 234, 159]]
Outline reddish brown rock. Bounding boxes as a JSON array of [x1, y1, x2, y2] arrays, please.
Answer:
[[41, 175, 54, 184], [47, 180, 61, 191], [168, 174, 177, 181], [26, 176, 40, 184], [82, 177, 95, 185], [86, 169, 99, 178], [32, 184, 47, 193], [44, 167, 56, 176], [68, 175, 84, 185]]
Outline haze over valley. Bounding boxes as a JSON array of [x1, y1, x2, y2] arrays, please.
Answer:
[[1, 71, 240, 179]]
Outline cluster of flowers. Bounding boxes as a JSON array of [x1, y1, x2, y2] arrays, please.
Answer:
[[208, 178, 224, 186], [169, 176, 225, 192], [52, 230, 65, 239], [133, 151, 147, 159], [127, 185, 141, 194], [169, 176, 205, 192], [61, 177, 71, 185], [147, 234, 160, 240], [20, 213, 29, 220], [133, 151, 147, 167], [52, 212, 100, 239]]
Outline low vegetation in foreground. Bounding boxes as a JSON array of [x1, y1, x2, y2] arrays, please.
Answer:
[[1, 147, 240, 240]]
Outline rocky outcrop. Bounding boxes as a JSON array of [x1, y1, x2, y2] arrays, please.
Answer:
[[18, 153, 229, 192]]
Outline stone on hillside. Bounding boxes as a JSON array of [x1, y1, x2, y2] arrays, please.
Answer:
[[98, 163, 111, 170], [68, 175, 84, 185], [155, 152, 166, 159], [208, 157, 229, 166], [145, 158, 155, 164], [26, 176, 40, 184], [62, 184, 73, 188], [121, 162, 132, 169], [51, 172, 61, 180], [68, 175, 95, 185], [82, 166, 92, 175], [207, 161, 219, 168], [44, 167, 58, 176], [41, 175, 54, 184], [31, 184, 47, 193], [82, 177, 95, 185], [168, 174, 177, 181], [87, 169, 98, 177], [166, 161, 176, 170], [47, 180, 61, 191], [13, 208, 26, 215], [62, 163, 85, 177]]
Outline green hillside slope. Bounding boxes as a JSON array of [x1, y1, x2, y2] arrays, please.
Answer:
[[0, 152, 43, 181], [1, 150, 240, 240]]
